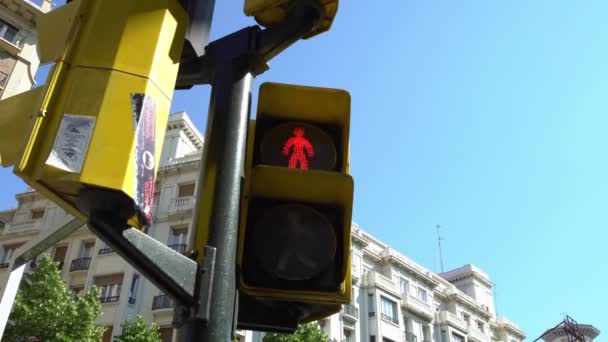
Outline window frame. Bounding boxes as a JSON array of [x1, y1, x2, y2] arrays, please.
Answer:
[[399, 277, 409, 295], [417, 287, 428, 303], [177, 182, 196, 197], [379, 296, 399, 324], [30, 208, 45, 220]]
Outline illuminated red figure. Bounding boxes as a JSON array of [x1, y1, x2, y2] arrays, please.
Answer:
[[282, 127, 314, 169]]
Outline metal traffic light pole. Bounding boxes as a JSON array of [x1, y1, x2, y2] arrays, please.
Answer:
[[175, 4, 322, 341]]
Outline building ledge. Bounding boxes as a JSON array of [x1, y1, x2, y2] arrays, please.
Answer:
[[0, 37, 21, 56]]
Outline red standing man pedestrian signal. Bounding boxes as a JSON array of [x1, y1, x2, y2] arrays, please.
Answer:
[[282, 127, 314, 170]]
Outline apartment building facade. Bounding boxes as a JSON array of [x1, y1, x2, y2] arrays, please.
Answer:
[[0, 111, 525, 342], [0, 0, 51, 100]]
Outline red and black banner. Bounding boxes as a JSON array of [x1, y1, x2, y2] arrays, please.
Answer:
[[131, 93, 157, 227]]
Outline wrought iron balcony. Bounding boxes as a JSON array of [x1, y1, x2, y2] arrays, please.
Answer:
[[168, 243, 187, 254], [342, 304, 359, 321], [152, 294, 174, 310], [70, 257, 91, 272], [99, 296, 120, 304]]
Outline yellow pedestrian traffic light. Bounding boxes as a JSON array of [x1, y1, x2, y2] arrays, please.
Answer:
[[237, 82, 354, 325], [0, 0, 188, 230]]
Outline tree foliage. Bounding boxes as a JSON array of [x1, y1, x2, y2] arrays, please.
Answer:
[[114, 314, 161, 342], [262, 322, 329, 342], [3, 254, 104, 342]]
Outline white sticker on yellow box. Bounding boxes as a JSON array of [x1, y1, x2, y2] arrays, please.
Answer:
[[46, 114, 95, 173]]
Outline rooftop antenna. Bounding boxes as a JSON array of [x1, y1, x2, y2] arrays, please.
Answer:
[[436, 224, 444, 273]]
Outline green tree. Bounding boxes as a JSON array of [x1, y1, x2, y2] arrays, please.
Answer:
[[262, 322, 329, 342], [3, 254, 104, 342], [113, 314, 161, 342]]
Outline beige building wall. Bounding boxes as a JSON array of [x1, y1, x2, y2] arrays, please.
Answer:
[[0, 0, 52, 100]]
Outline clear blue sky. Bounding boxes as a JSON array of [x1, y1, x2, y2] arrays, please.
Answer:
[[2, 0, 607, 337]]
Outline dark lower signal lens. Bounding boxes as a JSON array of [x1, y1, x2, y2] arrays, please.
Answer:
[[251, 204, 337, 281]]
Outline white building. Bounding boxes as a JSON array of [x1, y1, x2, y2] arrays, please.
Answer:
[[0, 112, 525, 342], [0, 0, 52, 100]]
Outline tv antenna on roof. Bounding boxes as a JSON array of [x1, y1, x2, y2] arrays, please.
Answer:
[[436, 224, 444, 273]]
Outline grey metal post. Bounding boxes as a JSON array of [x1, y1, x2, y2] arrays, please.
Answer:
[[179, 64, 252, 342]]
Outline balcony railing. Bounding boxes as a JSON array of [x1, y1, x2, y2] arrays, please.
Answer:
[[168, 196, 195, 214], [99, 247, 113, 255], [5, 220, 40, 234], [467, 325, 487, 342], [99, 296, 120, 304], [70, 257, 91, 272], [366, 271, 399, 295], [401, 294, 433, 320], [342, 304, 359, 320], [0, 262, 9, 269], [168, 243, 187, 254], [380, 313, 398, 324], [152, 295, 174, 310], [436, 310, 467, 332]]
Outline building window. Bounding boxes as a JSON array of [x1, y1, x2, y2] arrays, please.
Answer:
[[70, 286, 84, 298], [177, 183, 195, 197], [451, 333, 464, 342], [1, 244, 21, 266], [169, 227, 188, 253], [159, 327, 173, 342], [128, 274, 140, 304], [31, 208, 45, 220], [344, 330, 351, 342], [370, 336, 376, 342], [0, 18, 19, 44], [476, 320, 485, 332], [380, 296, 398, 323], [0, 71, 8, 91], [462, 312, 470, 326], [53, 246, 68, 269], [94, 274, 124, 304], [417, 287, 427, 302], [102, 326, 113, 342], [399, 277, 409, 295], [352, 254, 361, 275], [80, 242, 94, 258]]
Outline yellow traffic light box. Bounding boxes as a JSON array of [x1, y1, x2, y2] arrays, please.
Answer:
[[243, 0, 339, 39], [238, 82, 354, 323], [0, 0, 187, 229]]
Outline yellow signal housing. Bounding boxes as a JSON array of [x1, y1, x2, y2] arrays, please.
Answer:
[[243, 0, 339, 39], [0, 0, 187, 229], [237, 82, 353, 313]]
